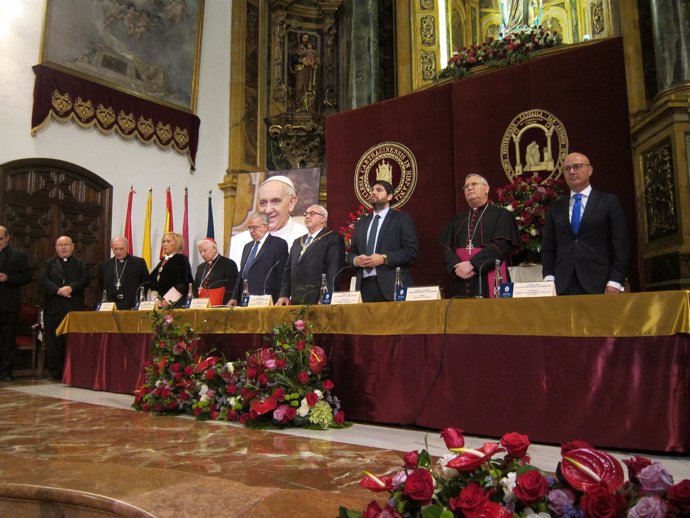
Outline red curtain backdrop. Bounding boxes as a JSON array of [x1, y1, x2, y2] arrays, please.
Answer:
[[326, 38, 639, 291]]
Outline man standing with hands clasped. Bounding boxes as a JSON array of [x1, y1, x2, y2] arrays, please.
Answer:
[[541, 152, 629, 295], [348, 180, 419, 302]]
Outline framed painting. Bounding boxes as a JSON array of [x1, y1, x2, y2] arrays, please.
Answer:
[[40, 0, 204, 113]]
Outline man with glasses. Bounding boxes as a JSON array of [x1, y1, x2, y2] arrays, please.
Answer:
[[348, 180, 419, 302], [541, 152, 629, 295], [440, 174, 520, 297], [229, 212, 288, 305], [277, 205, 344, 305]]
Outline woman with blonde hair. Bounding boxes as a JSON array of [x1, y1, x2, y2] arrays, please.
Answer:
[[148, 232, 193, 307]]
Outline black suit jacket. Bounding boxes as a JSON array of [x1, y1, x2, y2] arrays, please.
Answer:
[[193, 254, 238, 305], [0, 246, 31, 313], [149, 254, 194, 305], [97, 255, 150, 310], [541, 190, 629, 294], [40, 256, 91, 316], [233, 234, 288, 302], [347, 209, 419, 301], [280, 228, 345, 304]]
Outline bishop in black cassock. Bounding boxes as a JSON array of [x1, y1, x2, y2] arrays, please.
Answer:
[[97, 239, 150, 310]]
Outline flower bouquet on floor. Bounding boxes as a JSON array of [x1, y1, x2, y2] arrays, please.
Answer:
[[340, 427, 690, 518], [133, 309, 204, 414], [190, 307, 348, 429]]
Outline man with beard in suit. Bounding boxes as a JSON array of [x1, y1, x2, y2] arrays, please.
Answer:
[[41, 235, 91, 380], [229, 212, 288, 305], [97, 236, 149, 310], [0, 226, 32, 381], [348, 180, 419, 302], [193, 238, 238, 306], [541, 152, 629, 295], [277, 204, 345, 305]]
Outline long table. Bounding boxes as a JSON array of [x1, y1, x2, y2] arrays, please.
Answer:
[[58, 291, 690, 453]]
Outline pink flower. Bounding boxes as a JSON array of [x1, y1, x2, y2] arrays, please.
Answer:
[[548, 488, 575, 515], [294, 319, 305, 331], [627, 496, 668, 518], [638, 463, 674, 493]]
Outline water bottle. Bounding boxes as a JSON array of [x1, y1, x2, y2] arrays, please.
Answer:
[[240, 279, 250, 307], [394, 267, 404, 302], [182, 283, 193, 308], [133, 288, 145, 310], [318, 273, 329, 304], [96, 289, 107, 310]]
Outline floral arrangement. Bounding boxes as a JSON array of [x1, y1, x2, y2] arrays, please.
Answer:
[[340, 427, 690, 518], [133, 308, 347, 430], [496, 174, 566, 256], [437, 26, 563, 81], [339, 204, 372, 255]]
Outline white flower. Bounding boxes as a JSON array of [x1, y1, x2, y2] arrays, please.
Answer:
[[314, 389, 323, 399], [297, 398, 310, 417], [225, 362, 235, 374], [506, 205, 515, 212], [524, 510, 550, 518], [501, 472, 517, 504], [530, 228, 538, 236], [435, 454, 460, 480], [199, 384, 209, 402]]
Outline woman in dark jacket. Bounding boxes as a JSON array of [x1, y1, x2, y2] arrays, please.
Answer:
[[149, 232, 193, 307]]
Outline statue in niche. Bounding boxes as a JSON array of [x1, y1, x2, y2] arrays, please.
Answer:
[[289, 33, 320, 112], [500, 0, 543, 34]]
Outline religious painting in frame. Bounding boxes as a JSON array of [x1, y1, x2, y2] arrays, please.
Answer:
[[40, 0, 204, 113]]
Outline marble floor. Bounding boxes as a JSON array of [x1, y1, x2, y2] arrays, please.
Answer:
[[0, 379, 688, 517]]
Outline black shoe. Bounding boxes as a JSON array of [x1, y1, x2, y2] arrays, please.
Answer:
[[0, 375, 13, 382]]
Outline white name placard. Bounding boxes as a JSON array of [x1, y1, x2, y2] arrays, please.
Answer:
[[513, 281, 556, 298], [248, 294, 273, 307], [98, 302, 116, 311], [405, 286, 442, 301], [330, 291, 362, 305], [137, 301, 157, 311], [189, 298, 210, 309]]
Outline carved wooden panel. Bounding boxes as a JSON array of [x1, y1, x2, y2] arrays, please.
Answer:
[[0, 159, 112, 307], [643, 140, 677, 241]]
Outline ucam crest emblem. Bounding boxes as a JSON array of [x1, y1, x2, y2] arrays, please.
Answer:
[[500, 109, 569, 182], [354, 142, 417, 209]]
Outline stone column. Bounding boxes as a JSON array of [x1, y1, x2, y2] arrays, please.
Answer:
[[346, 0, 381, 108], [649, 0, 690, 92]]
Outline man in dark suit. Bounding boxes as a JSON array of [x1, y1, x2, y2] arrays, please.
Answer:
[[229, 212, 288, 305], [348, 180, 419, 302], [40, 235, 91, 380], [97, 236, 149, 310], [194, 238, 238, 306], [541, 152, 629, 295], [277, 205, 345, 305], [0, 226, 32, 381]]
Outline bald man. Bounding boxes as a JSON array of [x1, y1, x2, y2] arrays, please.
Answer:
[[229, 175, 307, 266], [97, 237, 149, 310], [40, 236, 90, 380], [0, 226, 31, 382], [193, 238, 238, 306]]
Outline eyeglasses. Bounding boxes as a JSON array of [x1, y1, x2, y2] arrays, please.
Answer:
[[304, 211, 325, 217], [561, 163, 591, 173], [247, 225, 265, 231], [463, 181, 487, 191]]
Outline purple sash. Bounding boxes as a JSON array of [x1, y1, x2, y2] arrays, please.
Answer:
[[455, 247, 507, 298]]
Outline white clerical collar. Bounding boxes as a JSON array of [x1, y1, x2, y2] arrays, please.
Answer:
[[270, 217, 295, 240]]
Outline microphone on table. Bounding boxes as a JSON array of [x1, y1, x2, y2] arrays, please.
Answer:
[[331, 265, 353, 293], [262, 261, 282, 300], [493, 258, 503, 299], [476, 258, 497, 299]]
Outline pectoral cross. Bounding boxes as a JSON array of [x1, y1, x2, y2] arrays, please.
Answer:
[[115, 281, 121, 289], [466, 242, 474, 255]]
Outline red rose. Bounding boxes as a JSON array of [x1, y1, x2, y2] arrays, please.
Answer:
[[296, 340, 306, 351], [667, 480, 690, 513], [246, 367, 257, 379], [306, 392, 320, 406], [403, 469, 434, 503], [297, 371, 309, 384], [204, 369, 216, 380], [257, 373, 269, 386], [226, 384, 237, 395], [308, 346, 327, 374], [276, 358, 286, 369], [579, 482, 627, 518], [474, 502, 513, 518], [403, 450, 419, 469], [450, 482, 490, 515], [501, 431, 531, 458], [322, 379, 334, 391], [513, 469, 549, 505], [441, 427, 465, 449], [239, 413, 251, 424], [362, 501, 383, 518], [272, 387, 285, 401], [334, 410, 345, 425]]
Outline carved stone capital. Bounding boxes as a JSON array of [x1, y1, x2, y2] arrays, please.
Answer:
[[266, 112, 325, 169]]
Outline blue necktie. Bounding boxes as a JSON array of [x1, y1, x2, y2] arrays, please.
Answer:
[[571, 193, 583, 234], [243, 240, 259, 277], [365, 215, 380, 273]]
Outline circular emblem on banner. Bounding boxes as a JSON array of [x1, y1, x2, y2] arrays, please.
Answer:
[[500, 109, 569, 181], [354, 142, 417, 209]]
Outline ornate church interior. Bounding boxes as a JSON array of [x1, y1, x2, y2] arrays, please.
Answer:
[[1, 0, 690, 516]]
